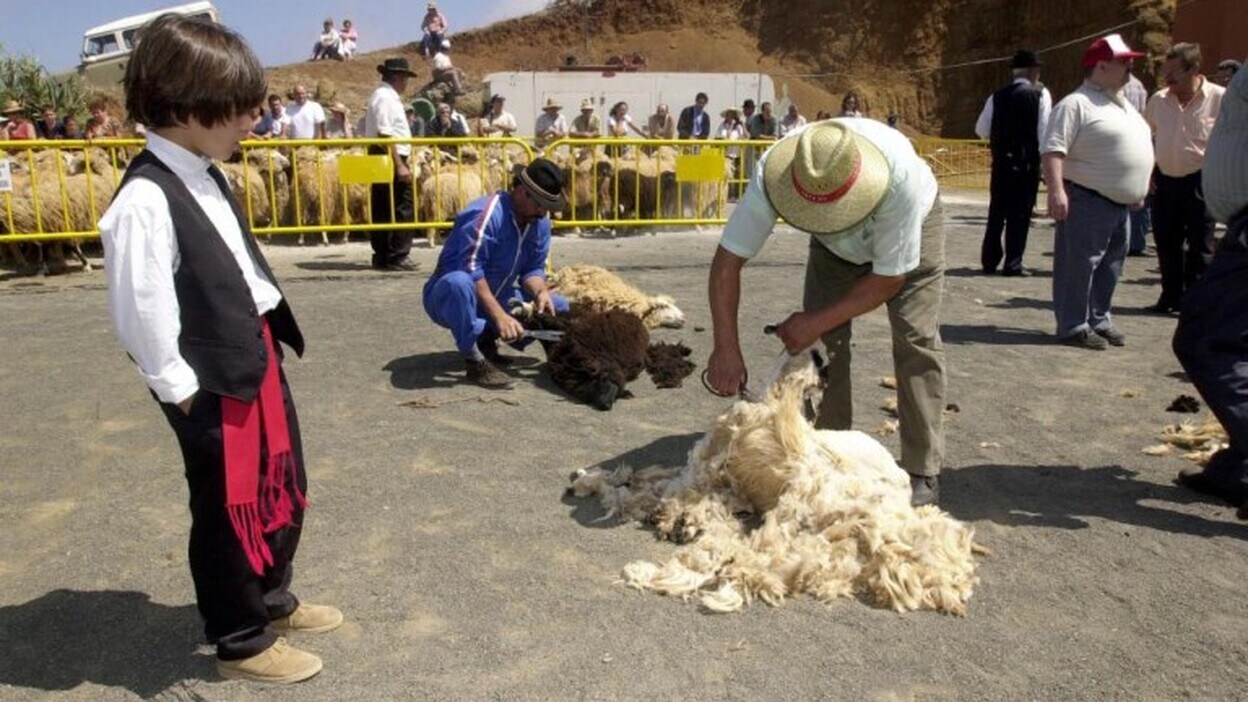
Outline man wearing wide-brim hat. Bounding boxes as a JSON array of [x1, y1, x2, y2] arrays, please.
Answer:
[[1, 100, 35, 140], [422, 158, 572, 389], [570, 98, 601, 139], [705, 118, 946, 507], [973, 49, 1052, 277], [535, 97, 567, 146], [363, 57, 421, 271]]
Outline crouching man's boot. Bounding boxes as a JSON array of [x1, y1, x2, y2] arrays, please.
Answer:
[[465, 358, 514, 390], [910, 473, 939, 507], [217, 637, 322, 684]]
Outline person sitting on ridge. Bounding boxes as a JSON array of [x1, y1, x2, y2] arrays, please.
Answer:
[[421, 2, 449, 58], [311, 17, 342, 61]]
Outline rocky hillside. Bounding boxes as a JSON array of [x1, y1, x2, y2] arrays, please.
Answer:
[[267, 0, 1175, 137]]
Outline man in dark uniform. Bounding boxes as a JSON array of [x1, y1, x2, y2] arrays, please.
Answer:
[[974, 50, 1052, 276]]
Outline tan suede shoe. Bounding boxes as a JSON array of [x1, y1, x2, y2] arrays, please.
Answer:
[[217, 637, 322, 684], [271, 603, 344, 635]]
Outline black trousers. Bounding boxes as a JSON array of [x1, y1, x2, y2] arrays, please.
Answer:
[[157, 369, 306, 661], [1172, 215, 1248, 481], [981, 159, 1040, 273], [1151, 171, 1215, 308], [368, 146, 415, 267]]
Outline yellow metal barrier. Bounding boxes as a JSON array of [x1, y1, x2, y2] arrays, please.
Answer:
[[0, 132, 991, 245], [540, 137, 769, 230], [911, 137, 992, 190]]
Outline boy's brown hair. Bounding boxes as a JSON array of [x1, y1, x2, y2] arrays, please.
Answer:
[[124, 13, 266, 130]]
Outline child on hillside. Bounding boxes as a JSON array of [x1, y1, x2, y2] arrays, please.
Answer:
[[98, 13, 341, 684]]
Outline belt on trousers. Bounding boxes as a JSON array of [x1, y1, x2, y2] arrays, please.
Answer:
[[1063, 180, 1119, 206]]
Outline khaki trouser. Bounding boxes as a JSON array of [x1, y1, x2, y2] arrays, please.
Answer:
[[802, 200, 946, 476]]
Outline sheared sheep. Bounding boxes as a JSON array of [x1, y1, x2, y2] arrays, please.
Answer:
[[550, 264, 685, 329], [568, 351, 982, 615], [521, 308, 697, 410]]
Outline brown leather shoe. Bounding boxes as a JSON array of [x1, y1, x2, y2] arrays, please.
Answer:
[[217, 637, 322, 684], [465, 358, 514, 389], [271, 603, 344, 635]]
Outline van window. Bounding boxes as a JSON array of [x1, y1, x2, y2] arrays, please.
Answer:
[[84, 33, 121, 57], [122, 29, 138, 49]]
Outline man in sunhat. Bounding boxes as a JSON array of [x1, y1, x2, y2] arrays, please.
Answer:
[[974, 49, 1052, 276], [1041, 33, 1153, 349], [364, 57, 420, 271], [423, 159, 571, 389], [535, 97, 567, 147], [704, 118, 946, 507], [570, 98, 601, 139]]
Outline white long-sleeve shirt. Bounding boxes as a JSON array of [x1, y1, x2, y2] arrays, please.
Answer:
[[974, 77, 1052, 145], [98, 132, 281, 404]]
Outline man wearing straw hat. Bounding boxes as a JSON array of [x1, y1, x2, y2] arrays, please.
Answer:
[[705, 118, 946, 507], [535, 97, 567, 147]]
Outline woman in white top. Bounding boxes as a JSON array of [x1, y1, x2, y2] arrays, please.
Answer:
[[607, 101, 647, 138]]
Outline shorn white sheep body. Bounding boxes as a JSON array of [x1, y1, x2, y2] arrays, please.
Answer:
[[569, 352, 982, 615], [550, 264, 685, 330]]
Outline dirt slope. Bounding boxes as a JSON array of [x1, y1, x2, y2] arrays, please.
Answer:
[[266, 0, 1175, 137]]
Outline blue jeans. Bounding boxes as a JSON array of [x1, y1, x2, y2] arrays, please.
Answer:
[[1128, 195, 1151, 253]]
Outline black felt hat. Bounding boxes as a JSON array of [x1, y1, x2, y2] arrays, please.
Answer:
[[513, 158, 566, 212], [377, 57, 419, 77], [1010, 50, 1043, 69]]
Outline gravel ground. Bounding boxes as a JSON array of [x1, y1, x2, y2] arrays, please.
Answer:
[[1, 190, 1246, 701]]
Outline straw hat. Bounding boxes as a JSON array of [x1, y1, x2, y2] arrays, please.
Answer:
[[330, 102, 349, 114], [762, 121, 891, 235], [1, 100, 24, 116], [541, 97, 562, 111], [720, 107, 740, 120], [579, 98, 594, 111]]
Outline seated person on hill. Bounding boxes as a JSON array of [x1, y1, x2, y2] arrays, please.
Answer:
[[421, 2, 449, 58], [338, 19, 358, 59], [311, 17, 342, 61], [427, 41, 464, 96]]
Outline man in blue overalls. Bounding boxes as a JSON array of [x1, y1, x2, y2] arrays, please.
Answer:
[[423, 158, 570, 389]]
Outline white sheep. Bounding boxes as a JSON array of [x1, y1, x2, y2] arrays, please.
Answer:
[[549, 264, 685, 329], [569, 352, 982, 616]]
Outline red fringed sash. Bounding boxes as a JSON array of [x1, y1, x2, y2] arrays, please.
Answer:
[[220, 320, 307, 575]]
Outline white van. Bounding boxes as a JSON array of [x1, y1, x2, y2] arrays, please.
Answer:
[[77, 1, 220, 86]]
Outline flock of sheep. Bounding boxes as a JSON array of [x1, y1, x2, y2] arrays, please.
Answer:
[[0, 140, 730, 274]]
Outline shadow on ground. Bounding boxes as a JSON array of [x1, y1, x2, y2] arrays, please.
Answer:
[[562, 432, 704, 528], [944, 463, 1248, 538], [941, 323, 1052, 346], [0, 589, 207, 698]]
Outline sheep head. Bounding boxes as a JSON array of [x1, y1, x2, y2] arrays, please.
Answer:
[[641, 294, 686, 329]]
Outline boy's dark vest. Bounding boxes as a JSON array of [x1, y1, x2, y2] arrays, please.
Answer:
[[118, 150, 304, 403], [989, 80, 1044, 170]]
